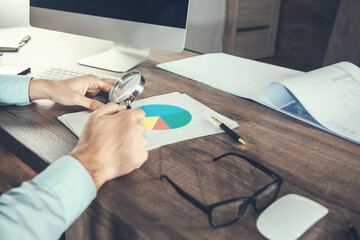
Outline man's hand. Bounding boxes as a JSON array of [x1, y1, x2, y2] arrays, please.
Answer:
[[70, 103, 148, 190], [29, 75, 115, 111]]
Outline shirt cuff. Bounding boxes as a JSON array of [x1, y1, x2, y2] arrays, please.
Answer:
[[32, 155, 97, 229], [0, 75, 32, 105]]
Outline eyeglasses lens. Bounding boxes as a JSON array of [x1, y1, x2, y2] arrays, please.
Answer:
[[255, 181, 279, 210], [211, 199, 247, 227]]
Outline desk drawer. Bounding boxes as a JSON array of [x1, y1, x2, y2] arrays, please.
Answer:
[[224, 0, 281, 59], [234, 28, 274, 59], [237, 0, 274, 28]]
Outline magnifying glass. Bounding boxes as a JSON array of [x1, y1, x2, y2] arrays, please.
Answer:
[[108, 71, 145, 109]]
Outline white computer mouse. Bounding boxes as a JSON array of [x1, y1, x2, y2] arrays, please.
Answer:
[[256, 194, 328, 240]]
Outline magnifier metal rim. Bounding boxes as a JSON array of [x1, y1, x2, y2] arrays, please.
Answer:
[[108, 71, 145, 104]]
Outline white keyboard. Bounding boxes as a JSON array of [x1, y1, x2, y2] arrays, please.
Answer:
[[34, 67, 122, 81]]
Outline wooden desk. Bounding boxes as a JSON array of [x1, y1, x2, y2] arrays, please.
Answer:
[[0, 27, 359, 239]]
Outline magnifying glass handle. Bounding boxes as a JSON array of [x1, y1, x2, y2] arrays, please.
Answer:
[[125, 99, 131, 109], [114, 101, 131, 109]]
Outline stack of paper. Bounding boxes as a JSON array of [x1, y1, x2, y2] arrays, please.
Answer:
[[58, 92, 239, 150], [157, 53, 360, 144]]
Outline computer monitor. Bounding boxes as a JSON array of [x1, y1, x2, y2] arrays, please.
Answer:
[[30, 0, 190, 72]]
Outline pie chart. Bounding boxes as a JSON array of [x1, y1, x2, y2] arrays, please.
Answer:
[[139, 104, 192, 130]]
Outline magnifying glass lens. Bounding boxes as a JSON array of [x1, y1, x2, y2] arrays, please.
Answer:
[[109, 71, 145, 105]]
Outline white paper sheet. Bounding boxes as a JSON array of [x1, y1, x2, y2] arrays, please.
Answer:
[[58, 92, 239, 150], [267, 62, 360, 143], [157, 53, 360, 144], [157, 53, 302, 107]]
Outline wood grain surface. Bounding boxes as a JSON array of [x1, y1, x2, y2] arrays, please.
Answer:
[[0, 27, 359, 239], [0, 143, 36, 193]]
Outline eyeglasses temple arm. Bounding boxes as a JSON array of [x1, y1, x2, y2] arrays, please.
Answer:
[[213, 152, 282, 180], [160, 175, 209, 213]]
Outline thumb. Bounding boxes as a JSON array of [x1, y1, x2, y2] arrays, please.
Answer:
[[76, 95, 105, 111]]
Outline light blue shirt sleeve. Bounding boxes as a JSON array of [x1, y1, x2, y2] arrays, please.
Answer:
[[0, 75, 32, 105], [0, 75, 96, 238], [0, 156, 97, 240]]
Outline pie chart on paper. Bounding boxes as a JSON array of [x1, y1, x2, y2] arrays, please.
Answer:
[[139, 104, 192, 130]]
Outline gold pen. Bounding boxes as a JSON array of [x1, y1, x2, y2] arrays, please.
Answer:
[[212, 117, 246, 145]]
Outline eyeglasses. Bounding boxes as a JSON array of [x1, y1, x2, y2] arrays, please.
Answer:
[[160, 152, 283, 228]]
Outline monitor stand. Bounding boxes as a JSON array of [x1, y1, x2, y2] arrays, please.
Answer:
[[78, 42, 150, 72]]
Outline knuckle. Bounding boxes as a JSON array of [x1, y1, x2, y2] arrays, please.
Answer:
[[89, 101, 97, 109], [107, 102, 118, 108], [126, 110, 139, 122], [136, 109, 146, 119], [104, 102, 123, 112], [90, 108, 101, 118], [86, 74, 98, 79], [111, 102, 120, 106], [139, 136, 147, 146], [128, 108, 145, 119]]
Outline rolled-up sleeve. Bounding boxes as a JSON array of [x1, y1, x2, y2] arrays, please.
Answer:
[[0, 75, 32, 105], [0, 155, 97, 240]]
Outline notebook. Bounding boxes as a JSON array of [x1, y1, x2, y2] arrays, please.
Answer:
[[0, 32, 30, 52]]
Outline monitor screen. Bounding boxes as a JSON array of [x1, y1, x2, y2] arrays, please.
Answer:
[[30, 0, 190, 72], [30, 0, 188, 29]]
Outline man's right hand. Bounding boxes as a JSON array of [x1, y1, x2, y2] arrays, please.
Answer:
[[70, 103, 148, 190]]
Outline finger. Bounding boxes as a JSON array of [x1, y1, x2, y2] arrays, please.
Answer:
[[133, 108, 146, 120], [85, 90, 100, 98], [95, 78, 116, 93], [94, 102, 126, 116], [102, 79, 117, 85], [118, 108, 145, 122], [69, 92, 104, 111], [79, 97, 105, 111]]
